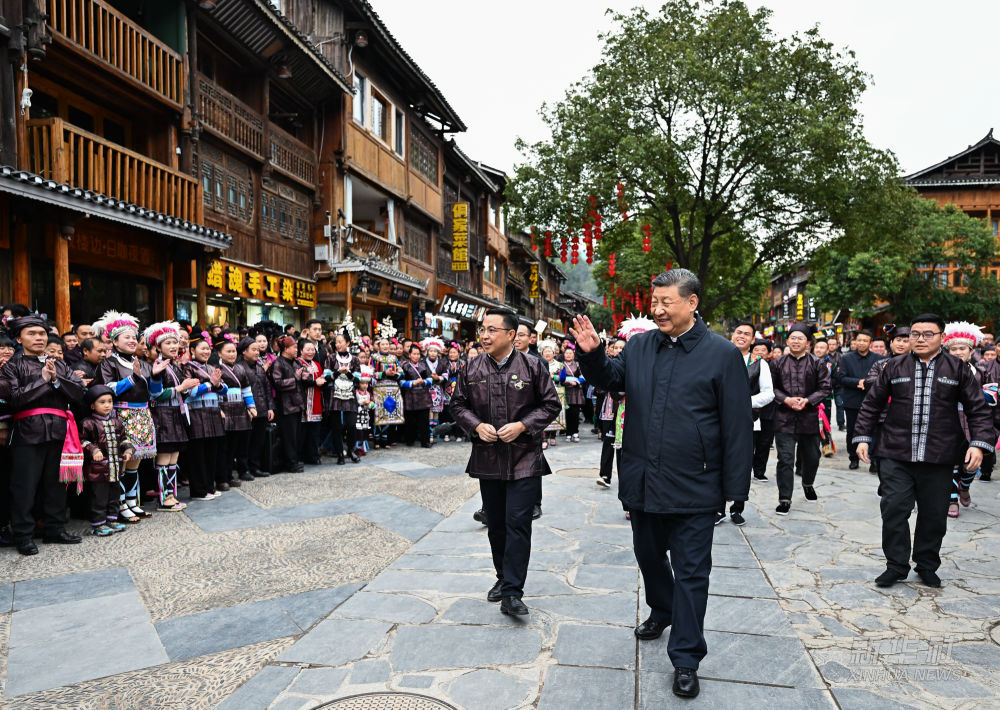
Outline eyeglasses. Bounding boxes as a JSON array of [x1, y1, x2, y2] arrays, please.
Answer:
[[477, 326, 513, 336], [910, 331, 941, 340]]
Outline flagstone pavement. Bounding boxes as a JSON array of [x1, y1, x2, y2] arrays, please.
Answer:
[[1, 429, 998, 709]]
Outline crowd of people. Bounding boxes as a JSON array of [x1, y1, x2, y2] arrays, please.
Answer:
[[0, 302, 605, 555]]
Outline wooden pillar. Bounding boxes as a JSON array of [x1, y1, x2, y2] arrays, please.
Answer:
[[345, 271, 352, 314], [196, 255, 208, 327], [13, 222, 30, 304], [49, 223, 71, 332], [164, 258, 175, 319]]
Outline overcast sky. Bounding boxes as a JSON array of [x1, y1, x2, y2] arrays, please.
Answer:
[[371, 0, 998, 177]]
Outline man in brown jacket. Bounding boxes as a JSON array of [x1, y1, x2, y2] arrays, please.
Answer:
[[450, 309, 562, 616]]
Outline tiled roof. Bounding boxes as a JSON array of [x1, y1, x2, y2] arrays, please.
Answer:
[[331, 256, 427, 290], [0, 166, 233, 249]]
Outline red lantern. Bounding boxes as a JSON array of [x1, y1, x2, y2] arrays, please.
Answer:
[[544, 230, 552, 258], [602, 293, 607, 307], [530, 226, 537, 251], [608, 252, 616, 278], [616, 183, 628, 222], [665, 261, 673, 271], [641, 223, 652, 252]]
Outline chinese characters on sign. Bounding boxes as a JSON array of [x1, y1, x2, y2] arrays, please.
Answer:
[[205, 260, 316, 308], [528, 264, 540, 299], [439, 294, 487, 322], [451, 202, 469, 272]]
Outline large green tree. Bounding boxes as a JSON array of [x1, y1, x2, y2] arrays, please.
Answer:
[[812, 189, 1000, 323], [506, 0, 898, 319]]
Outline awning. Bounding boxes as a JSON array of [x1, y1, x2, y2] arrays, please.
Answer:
[[329, 257, 427, 292], [0, 166, 232, 249]]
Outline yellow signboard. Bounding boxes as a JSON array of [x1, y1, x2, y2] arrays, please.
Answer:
[[451, 202, 469, 272], [206, 259, 316, 308], [528, 263, 540, 299]]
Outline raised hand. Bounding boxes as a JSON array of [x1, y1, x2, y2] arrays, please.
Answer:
[[209, 368, 223, 387], [569, 315, 601, 353], [132, 358, 142, 376], [181, 377, 201, 392], [152, 358, 169, 376]]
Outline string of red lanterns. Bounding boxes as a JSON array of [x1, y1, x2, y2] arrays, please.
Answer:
[[641, 223, 651, 252]]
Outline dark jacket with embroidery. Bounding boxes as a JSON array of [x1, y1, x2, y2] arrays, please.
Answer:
[[450, 349, 561, 481], [771, 353, 832, 434], [853, 351, 995, 464]]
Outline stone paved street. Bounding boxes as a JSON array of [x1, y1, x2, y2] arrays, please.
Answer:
[[2, 430, 999, 709]]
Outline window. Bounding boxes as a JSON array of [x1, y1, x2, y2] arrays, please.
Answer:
[[409, 127, 438, 182], [395, 111, 405, 156], [353, 73, 367, 125], [993, 219, 998, 235], [371, 92, 389, 142], [405, 219, 432, 264], [260, 185, 309, 242], [484, 254, 491, 279]]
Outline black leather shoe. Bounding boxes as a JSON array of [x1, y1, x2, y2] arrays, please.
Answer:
[[473, 508, 488, 526], [288, 464, 304, 473], [803, 485, 818, 501], [532, 504, 542, 520], [43, 530, 82, 545], [337, 456, 345, 465], [350, 451, 361, 463], [253, 470, 270, 478], [875, 569, 908, 587], [916, 569, 941, 588], [500, 596, 529, 615], [673, 668, 699, 698], [16, 538, 39, 556], [848, 461, 860, 470], [487, 579, 503, 603], [635, 616, 671, 640]]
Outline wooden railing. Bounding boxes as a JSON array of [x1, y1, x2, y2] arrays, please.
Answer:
[[46, 0, 184, 108], [198, 75, 264, 160], [269, 124, 316, 187], [347, 223, 399, 263], [26, 118, 202, 223]]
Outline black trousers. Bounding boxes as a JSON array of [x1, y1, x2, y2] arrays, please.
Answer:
[[775, 432, 820, 501], [276, 412, 300, 468], [329, 410, 358, 457], [582, 398, 594, 429], [565, 404, 581, 437], [630, 509, 715, 671], [480, 476, 542, 598], [247, 416, 268, 472], [752, 418, 775, 477], [299, 420, 323, 463], [599, 420, 620, 482], [186, 436, 221, 497], [89, 480, 119, 524], [404, 409, 430, 446], [979, 451, 995, 479], [10, 442, 68, 539], [216, 430, 236, 484], [220, 429, 251, 479], [879, 458, 953, 575], [845, 407, 860, 463]]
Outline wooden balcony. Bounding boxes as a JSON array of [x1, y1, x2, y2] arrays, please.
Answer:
[[46, 0, 184, 109], [26, 117, 202, 223], [269, 124, 316, 188], [198, 75, 264, 161], [346, 223, 399, 263]]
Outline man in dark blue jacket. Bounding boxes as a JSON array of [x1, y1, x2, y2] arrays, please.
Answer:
[[835, 330, 885, 469], [573, 269, 753, 700]]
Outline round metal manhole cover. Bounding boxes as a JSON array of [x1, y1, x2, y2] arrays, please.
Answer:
[[312, 692, 458, 710], [555, 466, 601, 478]]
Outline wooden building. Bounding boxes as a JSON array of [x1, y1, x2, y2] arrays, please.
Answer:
[[275, 0, 467, 339], [0, 0, 351, 332], [904, 130, 1000, 287]]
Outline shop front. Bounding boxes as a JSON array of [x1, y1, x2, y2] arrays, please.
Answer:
[[316, 262, 428, 339], [174, 257, 316, 330], [434, 287, 505, 342]]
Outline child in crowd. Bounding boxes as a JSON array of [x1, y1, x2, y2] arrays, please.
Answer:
[[355, 367, 375, 456], [80, 385, 134, 536]]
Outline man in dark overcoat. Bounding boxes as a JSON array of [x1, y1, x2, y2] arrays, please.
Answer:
[[572, 269, 753, 699]]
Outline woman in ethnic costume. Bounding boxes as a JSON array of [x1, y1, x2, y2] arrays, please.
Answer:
[[296, 340, 327, 465], [216, 336, 256, 487], [183, 331, 227, 500], [145, 321, 200, 511], [325, 331, 361, 465], [372, 318, 405, 449], [95, 311, 163, 522], [269, 335, 305, 473], [420, 337, 449, 442], [538, 340, 566, 450], [560, 344, 587, 442], [235, 336, 273, 478]]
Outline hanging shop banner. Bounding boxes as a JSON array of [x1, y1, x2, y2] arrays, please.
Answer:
[[439, 293, 487, 322], [796, 293, 805, 320], [206, 259, 315, 307], [528, 263, 540, 299], [351, 275, 383, 298], [451, 202, 470, 272], [390, 285, 411, 302]]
